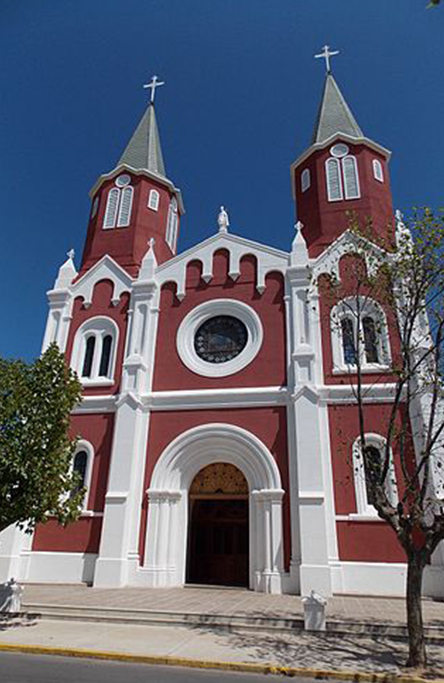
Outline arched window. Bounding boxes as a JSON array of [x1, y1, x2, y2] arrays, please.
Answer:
[[99, 334, 113, 377], [326, 145, 360, 202], [82, 336, 96, 378], [71, 441, 94, 510], [103, 188, 120, 228], [103, 175, 134, 229], [148, 189, 160, 211], [72, 317, 119, 385], [301, 168, 311, 193], [73, 451, 88, 491], [331, 297, 391, 372], [373, 159, 384, 183], [91, 196, 99, 219], [326, 158, 343, 201], [362, 316, 379, 363], [352, 435, 398, 516], [166, 197, 178, 252], [340, 317, 357, 365], [342, 156, 360, 199], [117, 186, 134, 227]]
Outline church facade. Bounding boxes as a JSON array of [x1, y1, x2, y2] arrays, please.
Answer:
[[1, 67, 444, 597]]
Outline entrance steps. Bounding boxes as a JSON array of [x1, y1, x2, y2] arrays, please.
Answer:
[[19, 601, 444, 642]]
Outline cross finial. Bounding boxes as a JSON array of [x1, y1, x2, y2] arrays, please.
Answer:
[[314, 45, 340, 74], [143, 75, 165, 104], [67, 248, 75, 260]]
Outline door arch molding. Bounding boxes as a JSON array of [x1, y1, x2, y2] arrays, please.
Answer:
[[143, 423, 285, 593]]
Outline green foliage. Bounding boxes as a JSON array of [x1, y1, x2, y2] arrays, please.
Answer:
[[427, 0, 440, 7], [0, 344, 83, 534]]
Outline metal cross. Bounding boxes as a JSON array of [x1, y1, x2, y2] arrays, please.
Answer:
[[314, 45, 340, 73], [143, 75, 165, 103]]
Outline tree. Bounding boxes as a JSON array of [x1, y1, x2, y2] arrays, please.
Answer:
[[317, 208, 444, 669], [427, 1, 440, 7], [0, 344, 83, 535]]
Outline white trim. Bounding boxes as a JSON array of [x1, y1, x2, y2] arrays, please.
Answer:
[[144, 423, 285, 593], [330, 297, 392, 374], [116, 185, 133, 227], [71, 254, 133, 307], [72, 440, 94, 511], [166, 197, 178, 253], [176, 299, 263, 377], [373, 159, 384, 183], [301, 168, 311, 192], [342, 155, 361, 200], [146, 386, 287, 410], [148, 189, 160, 211], [352, 433, 398, 516], [325, 157, 343, 201], [71, 316, 119, 385], [103, 187, 120, 229]]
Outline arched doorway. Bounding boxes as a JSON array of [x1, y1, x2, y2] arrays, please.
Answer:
[[187, 463, 249, 587]]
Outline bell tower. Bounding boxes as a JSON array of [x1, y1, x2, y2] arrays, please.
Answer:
[[291, 47, 394, 257], [81, 76, 184, 276]]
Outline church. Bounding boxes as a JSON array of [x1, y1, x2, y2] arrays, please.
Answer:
[[1, 52, 443, 597]]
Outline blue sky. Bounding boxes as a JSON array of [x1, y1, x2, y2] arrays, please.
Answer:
[[1, 0, 443, 361]]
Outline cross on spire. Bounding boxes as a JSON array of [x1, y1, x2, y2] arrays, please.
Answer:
[[314, 45, 340, 74], [143, 75, 165, 104]]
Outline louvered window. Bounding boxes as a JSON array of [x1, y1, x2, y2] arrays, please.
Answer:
[[91, 196, 99, 218], [326, 158, 343, 201], [103, 188, 120, 229], [373, 159, 384, 183], [148, 189, 160, 211], [342, 156, 360, 199], [301, 168, 311, 193], [117, 186, 134, 227]]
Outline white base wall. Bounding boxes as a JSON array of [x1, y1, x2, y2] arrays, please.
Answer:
[[26, 552, 97, 585], [331, 561, 444, 598]]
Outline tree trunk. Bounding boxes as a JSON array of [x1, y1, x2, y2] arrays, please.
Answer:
[[406, 553, 427, 668]]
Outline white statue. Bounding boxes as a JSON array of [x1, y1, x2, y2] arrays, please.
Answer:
[[217, 206, 229, 233], [0, 578, 24, 613]]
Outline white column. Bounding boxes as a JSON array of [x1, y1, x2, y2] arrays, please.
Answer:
[[286, 226, 333, 597], [94, 247, 160, 587], [252, 489, 284, 594], [144, 490, 183, 587]]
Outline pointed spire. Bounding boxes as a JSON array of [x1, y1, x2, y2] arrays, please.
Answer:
[[291, 221, 309, 265], [312, 73, 363, 145], [54, 249, 77, 289], [118, 103, 166, 176]]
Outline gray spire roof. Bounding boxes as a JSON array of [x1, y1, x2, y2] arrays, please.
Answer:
[[118, 103, 166, 176], [312, 73, 363, 144]]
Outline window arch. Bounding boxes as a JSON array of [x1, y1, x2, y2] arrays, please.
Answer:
[[166, 197, 178, 253], [326, 148, 360, 202], [148, 189, 160, 211], [373, 159, 384, 183], [71, 441, 94, 510], [330, 297, 391, 373], [71, 317, 119, 385], [301, 168, 311, 193], [103, 177, 134, 229], [352, 434, 398, 517]]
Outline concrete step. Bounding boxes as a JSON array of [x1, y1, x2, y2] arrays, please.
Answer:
[[19, 602, 444, 642]]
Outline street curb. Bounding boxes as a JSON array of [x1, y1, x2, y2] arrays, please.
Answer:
[[0, 642, 443, 682]]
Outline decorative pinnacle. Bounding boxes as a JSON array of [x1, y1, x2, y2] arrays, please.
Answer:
[[314, 45, 340, 74], [143, 75, 165, 104], [67, 249, 75, 260], [149, 237, 156, 248], [217, 206, 229, 233]]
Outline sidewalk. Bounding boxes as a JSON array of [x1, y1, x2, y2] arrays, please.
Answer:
[[0, 585, 443, 679]]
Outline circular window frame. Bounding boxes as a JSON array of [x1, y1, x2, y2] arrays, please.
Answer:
[[330, 143, 349, 158], [176, 299, 263, 377]]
